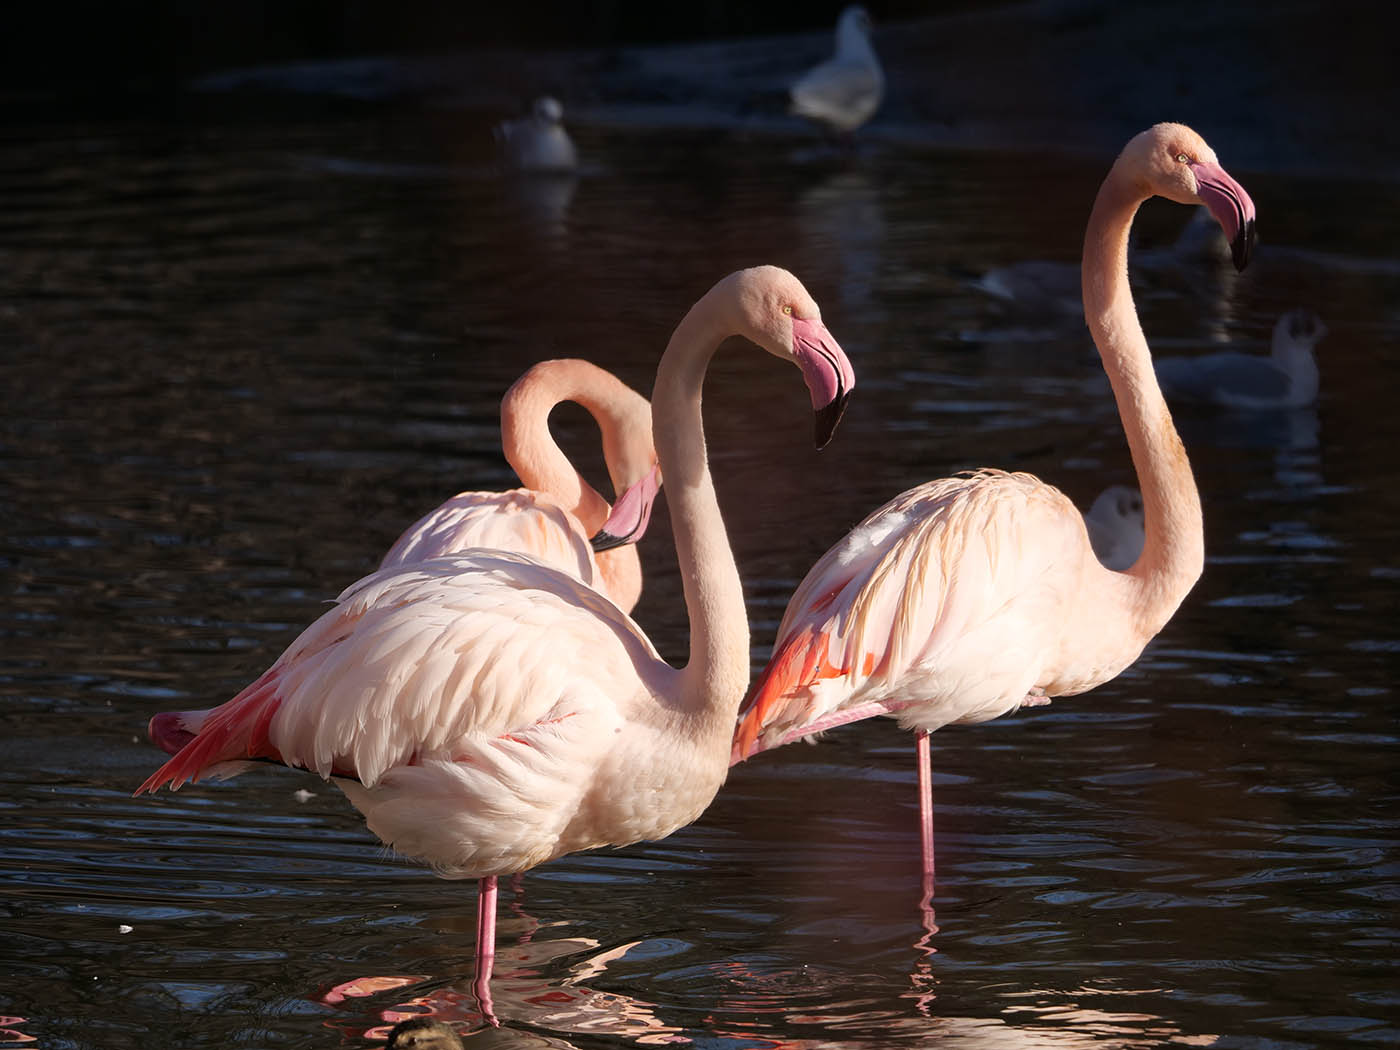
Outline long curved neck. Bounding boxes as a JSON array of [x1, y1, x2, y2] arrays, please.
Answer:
[[499, 372, 611, 533], [653, 296, 750, 726], [1083, 171, 1204, 632]]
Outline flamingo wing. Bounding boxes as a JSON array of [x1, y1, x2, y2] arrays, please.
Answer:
[[736, 471, 1090, 757], [140, 551, 663, 794]]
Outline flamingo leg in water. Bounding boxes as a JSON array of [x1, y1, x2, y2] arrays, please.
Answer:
[[472, 876, 500, 1028], [916, 731, 935, 906]]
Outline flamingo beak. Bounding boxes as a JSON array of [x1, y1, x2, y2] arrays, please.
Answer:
[[590, 464, 662, 552], [1190, 160, 1257, 272], [791, 316, 855, 449]]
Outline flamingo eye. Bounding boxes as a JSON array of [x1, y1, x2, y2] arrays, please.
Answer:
[[782, 304, 793, 315], [1175, 153, 1190, 163]]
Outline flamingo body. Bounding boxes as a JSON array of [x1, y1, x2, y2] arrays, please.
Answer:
[[734, 470, 1145, 757], [381, 489, 595, 584], [143, 551, 703, 877]]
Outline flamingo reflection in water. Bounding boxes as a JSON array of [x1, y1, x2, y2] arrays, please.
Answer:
[[318, 887, 684, 1044]]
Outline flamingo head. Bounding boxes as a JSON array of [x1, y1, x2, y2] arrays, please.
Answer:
[[726, 265, 856, 449], [1124, 123, 1257, 272]]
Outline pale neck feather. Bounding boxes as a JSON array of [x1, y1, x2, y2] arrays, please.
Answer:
[[1082, 171, 1205, 635], [500, 365, 610, 532], [653, 293, 751, 736], [499, 363, 641, 603]]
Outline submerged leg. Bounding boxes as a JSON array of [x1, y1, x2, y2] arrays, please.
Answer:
[[472, 875, 500, 1027]]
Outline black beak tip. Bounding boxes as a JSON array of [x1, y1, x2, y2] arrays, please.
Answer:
[[589, 530, 629, 553], [813, 390, 852, 450], [1232, 218, 1257, 273]]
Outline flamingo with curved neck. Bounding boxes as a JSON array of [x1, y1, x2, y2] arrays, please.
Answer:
[[135, 266, 854, 1024], [732, 124, 1256, 903], [380, 358, 660, 613]]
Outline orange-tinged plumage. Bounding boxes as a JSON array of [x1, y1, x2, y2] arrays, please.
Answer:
[[732, 124, 1257, 899], [136, 266, 856, 1023]]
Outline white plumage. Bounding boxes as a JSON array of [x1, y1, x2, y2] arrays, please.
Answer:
[[1085, 485, 1145, 571], [495, 96, 578, 173], [790, 6, 884, 135], [1155, 308, 1326, 410], [138, 265, 856, 1021]]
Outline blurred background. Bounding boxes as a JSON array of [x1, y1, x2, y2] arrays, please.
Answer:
[[3, 1, 1397, 1048]]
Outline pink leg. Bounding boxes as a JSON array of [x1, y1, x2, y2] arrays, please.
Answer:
[[472, 876, 500, 1028], [915, 731, 935, 908]]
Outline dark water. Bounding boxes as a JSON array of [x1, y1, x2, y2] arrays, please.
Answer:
[[3, 76, 1399, 1050]]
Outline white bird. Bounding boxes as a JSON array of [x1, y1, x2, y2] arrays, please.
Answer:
[[1084, 485, 1145, 571], [790, 6, 884, 136], [733, 124, 1257, 899], [495, 96, 578, 172], [379, 358, 660, 613], [136, 266, 855, 1024], [1154, 308, 1327, 410]]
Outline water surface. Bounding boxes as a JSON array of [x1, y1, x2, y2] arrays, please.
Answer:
[[2, 71, 1398, 1050]]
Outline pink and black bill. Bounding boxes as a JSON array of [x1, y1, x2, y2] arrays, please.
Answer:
[[590, 464, 662, 553], [791, 316, 855, 449], [1190, 160, 1257, 272]]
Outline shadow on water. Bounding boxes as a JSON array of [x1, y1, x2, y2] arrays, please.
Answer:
[[3, 11, 1400, 1047]]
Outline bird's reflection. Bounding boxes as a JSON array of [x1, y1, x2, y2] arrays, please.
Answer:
[[795, 169, 887, 322], [0, 1015, 36, 1045], [503, 173, 579, 245], [702, 961, 1218, 1048], [317, 888, 685, 1045]]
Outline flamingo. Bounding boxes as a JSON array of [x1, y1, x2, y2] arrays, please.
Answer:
[[790, 6, 884, 137], [136, 266, 855, 1023], [495, 97, 578, 173], [1085, 485, 1145, 572], [732, 124, 1257, 899], [379, 358, 661, 613]]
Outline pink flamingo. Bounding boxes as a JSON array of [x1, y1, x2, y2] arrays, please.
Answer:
[[732, 124, 1257, 899], [136, 266, 854, 1024], [379, 357, 660, 613]]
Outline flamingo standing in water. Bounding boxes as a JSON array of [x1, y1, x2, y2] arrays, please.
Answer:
[[733, 124, 1257, 899], [137, 266, 854, 1023], [380, 358, 661, 613]]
